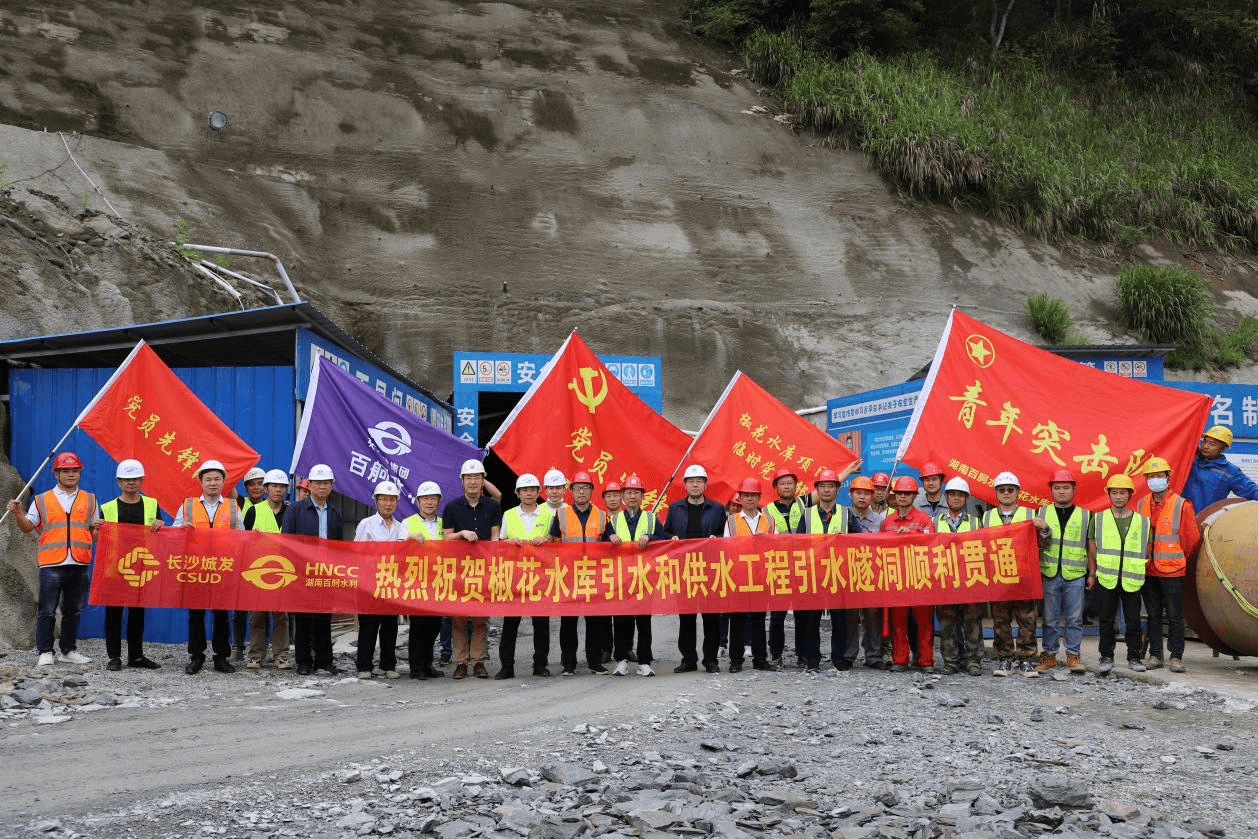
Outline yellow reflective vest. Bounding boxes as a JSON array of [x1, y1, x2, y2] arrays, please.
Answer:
[[101, 495, 159, 526], [1093, 510, 1150, 592], [1039, 505, 1090, 580], [501, 506, 553, 541]]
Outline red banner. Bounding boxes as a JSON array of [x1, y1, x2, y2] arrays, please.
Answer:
[[77, 342, 260, 516], [91, 521, 1042, 615], [898, 311, 1212, 511], [487, 332, 690, 511], [675, 372, 859, 504]]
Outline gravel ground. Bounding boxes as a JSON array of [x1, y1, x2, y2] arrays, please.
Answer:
[[3, 622, 1257, 839]]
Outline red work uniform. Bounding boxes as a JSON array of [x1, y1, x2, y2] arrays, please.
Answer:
[[881, 507, 936, 667]]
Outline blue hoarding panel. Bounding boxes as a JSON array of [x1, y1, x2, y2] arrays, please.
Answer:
[[1158, 382, 1258, 440], [9, 366, 295, 644]]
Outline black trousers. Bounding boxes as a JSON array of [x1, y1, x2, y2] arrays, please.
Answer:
[[105, 605, 145, 661], [1097, 586, 1143, 660], [768, 610, 788, 658], [408, 615, 443, 672], [293, 612, 334, 668], [613, 614, 653, 663], [678, 613, 721, 666], [1142, 576, 1185, 658], [232, 610, 248, 648], [500, 616, 550, 670], [188, 609, 231, 659], [560, 615, 609, 670], [356, 614, 397, 672], [795, 609, 824, 667], [729, 612, 768, 664], [829, 608, 853, 665]]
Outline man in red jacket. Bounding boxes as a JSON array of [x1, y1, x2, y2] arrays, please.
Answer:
[[881, 476, 936, 672]]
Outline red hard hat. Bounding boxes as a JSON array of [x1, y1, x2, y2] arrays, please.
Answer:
[[919, 462, 945, 478], [871, 472, 891, 487], [1049, 469, 1076, 485], [815, 468, 840, 485], [892, 476, 920, 493], [602, 481, 623, 494], [850, 476, 875, 491], [571, 471, 594, 486], [52, 452, 83, 470], [738, 477, 762, 494], [771, 468, 798, 485], [728, 490, 740, 504], [623, 475, 645, 490], [298, 479, 310, 490]]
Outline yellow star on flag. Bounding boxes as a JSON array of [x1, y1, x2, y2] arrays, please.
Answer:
[[966, 335, 995, 368]]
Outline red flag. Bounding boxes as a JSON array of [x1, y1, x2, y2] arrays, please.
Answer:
[[674, 372, 860, 505], [487, 331, 690, 511], [77, 342, 260, 516], [897, 310, 1213, 511]]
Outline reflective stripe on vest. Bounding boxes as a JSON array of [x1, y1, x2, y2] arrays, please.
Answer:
[[806, 505, 847, 535], [727, 512, 774, 536], [34, 489, 97, 566], [101, 496, 159, 526], [934, 512, 978, 533], [183, 497, 233, 529], [981, 506, 1035, 528], [1137, 493, 1186, 575], [559, 506, 606, 542], [613, 510, 655, 542], [249, 503, 282, 534], [501, 506, 553, 541], [403, 515, 444, 540], [1094, 510, 1150, 592], [1039, 505, 1090, 580], [766, 499, 805, 534]]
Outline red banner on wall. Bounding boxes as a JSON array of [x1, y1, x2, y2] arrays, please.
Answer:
[[92, 522, 1042, 616]]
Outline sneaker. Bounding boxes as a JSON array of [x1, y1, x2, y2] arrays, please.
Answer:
[[246, 657, 263, 670], [1128, 659, 1147, 672], [890, 663, 908, 672], [590, 665, 609, 675], [58, 650, 91, 665], [275, 656, 293, 670], [805, 665, 820, 674], [939, 663, 959, 675], [1035, 652, 1059, 674], [992, 659, 1012, 677], [1098, 656, 1114, 675], [384, 671, 400, 679], [560, 668, 575, 677], [1020, 660, 1040, 678], [966, 662, 983, 676], [1066, 653, 1085, 673], [613, 660, 630, 676], [637, 663, 655, 677], [357, 671, 372, 679], [1168, 657, 1186, 673], [1147, 656, 1164, 670], [37, 652, 55, 667], [673, 662, 697, 673], [231, 646, 245, 663]]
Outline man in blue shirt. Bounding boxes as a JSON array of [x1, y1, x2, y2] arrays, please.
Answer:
[[281, 463, 344, 676], [662, 464, 726, 673], [1182, 425, 1258, 514]]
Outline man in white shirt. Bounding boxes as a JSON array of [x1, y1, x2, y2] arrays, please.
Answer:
[[354, 481, 408, 679]]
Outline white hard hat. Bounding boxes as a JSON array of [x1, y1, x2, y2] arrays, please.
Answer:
[[116, 459, 145, 479], [543, 468, 567, 487], [373, 481, 401, 497], [308, 464, 335, 481], [515, 473, 541, 490], [943, 476, 971, 495], [263, 469, 290, 486], [683, 464, 708, 480], [415, 480, 442, 498], [243, 467, 266, 483], [196, 459, 227, 477], [993, 471, 1020, 488], [460, 459, 486, 476]]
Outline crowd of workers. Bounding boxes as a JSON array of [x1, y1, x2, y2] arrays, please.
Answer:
[[8, 423, 1256, 681]]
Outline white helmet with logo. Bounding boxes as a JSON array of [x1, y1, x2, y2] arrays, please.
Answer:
[[373, 481, 401, 497], [515, 473, 541, 490], [308, 464, 335, 481], [196, 459, 227, 477], [460, 459, 486, 476], [243, 467, 266, 484], [263, 469, 290, 486], [116, 459, 145, 479], [543, 469, 567, 487], [415, 480, 442, 498], [683, 464, 708, 480], [993, 471, 1020, 489], [943, 476, 971, 495]]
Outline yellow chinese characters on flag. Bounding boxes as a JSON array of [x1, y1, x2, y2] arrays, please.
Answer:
[[674, 372, 859, 506], [897, 310, 1212, 511], [487, 331, 690, 512]]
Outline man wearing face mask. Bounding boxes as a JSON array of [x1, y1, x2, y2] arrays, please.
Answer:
[[1136, 457, 1199, 674]]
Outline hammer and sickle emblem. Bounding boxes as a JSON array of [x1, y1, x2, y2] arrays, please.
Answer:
[[568, 367, 609, 414]]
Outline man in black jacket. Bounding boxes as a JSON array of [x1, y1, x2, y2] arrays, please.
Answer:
[[280, 463, 344, 676], [662, 464, 726, 673]]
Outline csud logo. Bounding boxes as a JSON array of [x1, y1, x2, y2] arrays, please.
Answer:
[[242, 555, 298, 591], [117, 547, 159, 588], [368, 421, 412, 456]]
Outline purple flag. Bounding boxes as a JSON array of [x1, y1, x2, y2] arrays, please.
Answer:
[[291, 357, 481, 516]]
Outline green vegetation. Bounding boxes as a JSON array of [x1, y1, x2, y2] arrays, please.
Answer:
[[1026, 293, 1070, 344], [214, 253, 231, 269], [0, 157, 9, 189], [172, 218, 202, 262]]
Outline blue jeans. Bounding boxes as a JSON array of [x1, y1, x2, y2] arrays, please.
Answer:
[[36, 565, 90, 654], [1041, 573, 1085, 656]]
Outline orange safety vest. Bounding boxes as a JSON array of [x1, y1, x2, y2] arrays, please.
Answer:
[[727, 512, 774, 536], [557, 505, 606, 542], [182, 497, 234, 529], [34, 489, 97, 567], [1136, 492, 1187, 576]]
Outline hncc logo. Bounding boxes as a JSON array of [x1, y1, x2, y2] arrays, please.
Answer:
[[368, 421, 412, 456], [117, 547, 159, 588], [242, 555, 297, 591]]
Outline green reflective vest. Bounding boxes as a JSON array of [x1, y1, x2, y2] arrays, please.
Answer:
[[101, 496, 159, 526], [934, 512, 979, 533], [1039, 505, 1090, 580], [1093, 509, 1150, 592], [805, 504, 848, 535], [612, 509, 655, 542], [501, 506, 553, 541], [403, 514, 444, 540], [248, 502, 282, 534], [982, 506, 1035, 528], [766, 498, 806, 534]]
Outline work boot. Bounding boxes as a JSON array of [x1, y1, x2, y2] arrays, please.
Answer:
[[966, 662, 982, 676], [1035, 652, 1059, 674], [494, 668, 515, 680], [186, 655, 205, 675], [673, 661, 697, 673], [752, 658, 777, 671], [532, 666, 550, 677], [1066, 653, 1085, 673], [212, 656, 236, 674], [473, 663, 489, 679], [1128, 658, 1147, 672], [728, 661, 744, 673], [1098, 656, 1114, 675], [1147, 656, 1164, 670], [1168, 657, 1186, 673], [129, 656, 160, 669], [452, 663, 468, 679], [107, 658, 122, 671]]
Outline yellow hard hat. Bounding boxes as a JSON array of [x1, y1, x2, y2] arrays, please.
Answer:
[[1141, 456, 1172, 475], [1204, 425, 1233, 447], [1105, 474, 1135, 492]]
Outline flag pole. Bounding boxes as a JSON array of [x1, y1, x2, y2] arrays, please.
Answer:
[[2, 340, 148, 525], [649, 371, 742, 514]]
